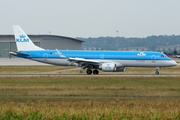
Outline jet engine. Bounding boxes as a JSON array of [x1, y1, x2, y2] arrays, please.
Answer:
[[101, 63, 116, 72], [100, 63, 125, 72]]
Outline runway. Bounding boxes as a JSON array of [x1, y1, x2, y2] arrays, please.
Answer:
[[0, 74, 180, 77]]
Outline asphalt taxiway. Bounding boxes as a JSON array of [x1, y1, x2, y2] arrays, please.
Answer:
[[0, 74, 180, 77]]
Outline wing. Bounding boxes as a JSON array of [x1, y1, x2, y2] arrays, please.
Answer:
[[56, 49, 102, 68]]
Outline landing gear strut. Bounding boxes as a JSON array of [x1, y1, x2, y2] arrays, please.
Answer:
[[155, 67, 160, 75]]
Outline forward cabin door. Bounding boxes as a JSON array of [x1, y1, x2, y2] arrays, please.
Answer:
[[151, 55, 156, 63]]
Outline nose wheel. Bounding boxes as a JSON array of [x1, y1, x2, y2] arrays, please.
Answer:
[[155, 67, 160, 75], [155, 70, 159, 75]]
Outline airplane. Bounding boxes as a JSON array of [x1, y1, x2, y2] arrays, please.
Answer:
[[9, 25, 177, 75], [174, 55, 180, 58]]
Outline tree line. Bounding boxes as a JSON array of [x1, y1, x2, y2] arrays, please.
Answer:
[[78, 35, 180, 53]]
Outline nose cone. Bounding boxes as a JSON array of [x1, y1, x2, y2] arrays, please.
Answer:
[[170, 60, 177, 66]]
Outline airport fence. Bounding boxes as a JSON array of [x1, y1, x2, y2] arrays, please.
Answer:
[[0, 89, 180, 102]]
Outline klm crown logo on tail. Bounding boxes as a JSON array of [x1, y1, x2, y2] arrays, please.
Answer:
[[16, 34, 29, 42]]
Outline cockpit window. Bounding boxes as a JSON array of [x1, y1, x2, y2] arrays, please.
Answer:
[[161, 55, 168, 58]]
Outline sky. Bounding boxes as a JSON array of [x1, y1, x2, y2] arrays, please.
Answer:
[[0, 0, 180, 38]]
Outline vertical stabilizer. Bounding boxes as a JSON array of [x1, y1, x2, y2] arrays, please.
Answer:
[[13, 25, 44, 51]]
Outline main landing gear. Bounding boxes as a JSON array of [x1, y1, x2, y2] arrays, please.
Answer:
[[155, 67, 160, 75], [86, 69, 99, 75]]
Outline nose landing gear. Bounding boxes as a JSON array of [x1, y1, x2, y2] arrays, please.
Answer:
[[155, 70, 159, 75], [155, 67, 160, 75]]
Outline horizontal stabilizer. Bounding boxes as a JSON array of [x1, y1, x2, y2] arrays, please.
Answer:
[[5, 49, 30, 56]]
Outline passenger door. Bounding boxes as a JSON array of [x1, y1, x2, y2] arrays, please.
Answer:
[[151, 55, 156, 63]]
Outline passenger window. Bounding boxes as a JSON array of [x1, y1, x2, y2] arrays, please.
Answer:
[[129, 55, 130, 57], [75, 55, 77, 56], [106, 55, 108, 57], [136, 56, 138, 57], [89, 55, 91, 57], [82, 55, 84, 56], [121, 55, 123, 57], [72, 55, 73, 56], [117, 55, 119, 57], [78, 55, 80, 56], [93, 55, 95, 57], [65, 54, 67, 56], [125, 55, 126, 57], [161, 55, 164, 58], [113, 55, 115, 57], [50, 54, 52, 56], [110, 55, 112, 57], [69, 54, 70, 56], [86, 55, 87, 56], [97, 55, 99, 57], [132, 55, 134, 57]]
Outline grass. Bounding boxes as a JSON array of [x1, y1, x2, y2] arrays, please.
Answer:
[[0, 76, 180, 88], [0, 76, 180, 118], [0, 66, 75, 74], [0, 101, 180, 119], [0, 76, 180, 102]]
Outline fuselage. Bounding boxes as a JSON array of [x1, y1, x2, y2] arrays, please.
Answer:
[[17, 50, 177, 67]]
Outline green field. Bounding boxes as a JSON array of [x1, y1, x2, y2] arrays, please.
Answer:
[[0, 76, 180, 102], [0, 66, 180, 119], [0, 66, 75, 74], [0, 76, 179, 119], [0, 101, 180, 119]]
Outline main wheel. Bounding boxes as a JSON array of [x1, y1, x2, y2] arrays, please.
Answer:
[[155, 71, 159, 75], [86, 69, 92, 75], [93, 70, 99, 75]]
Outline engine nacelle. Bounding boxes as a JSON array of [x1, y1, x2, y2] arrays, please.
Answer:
[[100, 63, 125, 72], [101, 63, 116, 72]]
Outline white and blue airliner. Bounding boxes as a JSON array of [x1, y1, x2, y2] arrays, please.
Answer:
[[10, 25, 177, 75]]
